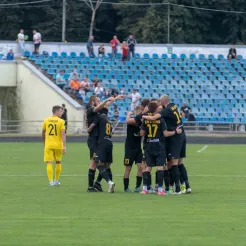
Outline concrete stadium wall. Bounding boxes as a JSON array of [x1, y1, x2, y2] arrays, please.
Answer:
[[15, 61, 84, 132], [0, 61, 17, 86], [0, 40, 246, 58], [16, 61, 84, 121]]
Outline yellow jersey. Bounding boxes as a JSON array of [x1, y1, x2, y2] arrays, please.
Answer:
[[42, 116, 65, 149]]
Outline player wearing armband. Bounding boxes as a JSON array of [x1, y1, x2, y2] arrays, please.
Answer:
[[42, 106, 66, 186], [143, 95, 191, 194]]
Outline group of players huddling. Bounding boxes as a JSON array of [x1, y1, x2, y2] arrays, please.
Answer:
[[85, 94, 191, 195], [41, 94, 191, 195]]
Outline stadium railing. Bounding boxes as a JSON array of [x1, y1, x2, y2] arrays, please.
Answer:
[[0, 120, 245, 135]]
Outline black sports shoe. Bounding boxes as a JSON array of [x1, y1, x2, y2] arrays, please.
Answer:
[[94, 182, 103, 192], [87, 187, 97, 192]]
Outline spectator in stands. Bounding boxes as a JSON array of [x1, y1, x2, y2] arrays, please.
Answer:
[[121, 41, 129, 65], [110, 35, 120, 58], [68, 69, 80, 81], [81, 77, 90, 93], [61, 104, 68, 132], [105, 88, 112, 98], [87, 36, 95, 58], [98, 43, 105, 57], [111, 85, 119, 96], [69, 77, 81, 94], [33, 30, 42, 54], [6, 49, 14, 60], [181, 102, 196, 121], [120, 86, 125, 95], [228, 46, 237, 61], [130, 89, 140, 111], [17, 29, 26, 57], [56, 70, 67, 89], [92, 76, 100, 88], [94, 83, 104, 98], [127, 34, 137, 58]]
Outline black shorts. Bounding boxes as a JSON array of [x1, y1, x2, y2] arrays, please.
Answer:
[[166, 134, 186, 160], [145, 149, 166, 167], [87, 136, 98, 159], [34, 43, 41, 50], [124, 144, 143, 166], [95, 140, 113, 164]]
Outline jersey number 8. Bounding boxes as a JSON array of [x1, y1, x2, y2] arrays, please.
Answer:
[[105, 123, 112, 136]]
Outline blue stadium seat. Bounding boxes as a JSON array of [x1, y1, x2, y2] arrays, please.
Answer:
[[189, 54, 196, 59], [143, 54, 150, 59], [161, 54, 168, 59]]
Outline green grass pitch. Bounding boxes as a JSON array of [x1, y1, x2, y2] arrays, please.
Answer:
[[1, 142, 246, 246]]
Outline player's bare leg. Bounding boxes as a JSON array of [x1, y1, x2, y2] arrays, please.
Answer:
[[54, 161, 62, 186], [123, 166, 132, 192], [169, 159, 181, 194], [134, 163, 143, 192], [46, 161, 54, 186], [178, 158, 191, 193]]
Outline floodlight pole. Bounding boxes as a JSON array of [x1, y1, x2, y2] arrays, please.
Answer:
[[62, 0, 67, 42], [167, 1, 170, 44]]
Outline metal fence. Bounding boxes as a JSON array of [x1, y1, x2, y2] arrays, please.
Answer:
[[0, 120, 245, 135]]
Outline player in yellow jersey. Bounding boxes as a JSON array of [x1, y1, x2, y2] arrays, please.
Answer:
[[42, 105, 66, 186]]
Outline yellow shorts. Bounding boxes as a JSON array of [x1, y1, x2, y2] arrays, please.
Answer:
[[44, 149, 63, 162]]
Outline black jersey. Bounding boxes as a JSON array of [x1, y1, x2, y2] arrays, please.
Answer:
[[160, 103, 184, 131], [86, 105, 99, 137], [125, 123, 141, 149], [97, 113, 112, 144], [134, 111, 153, 150], [141, 118, 167, 148]]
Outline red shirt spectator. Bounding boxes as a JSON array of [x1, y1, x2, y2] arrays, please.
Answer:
[[110, 35, 120, 58]]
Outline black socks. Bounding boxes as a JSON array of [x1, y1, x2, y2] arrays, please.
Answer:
[[88, 169, 96, 188]]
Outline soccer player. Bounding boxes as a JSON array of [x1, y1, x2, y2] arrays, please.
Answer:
[[42, 105, 66, 186], [123, 106, 143, 192], [93, 106, 115, 192], [143, 94, 191, 194], [140, 101, 182, 195], [86, 96, 115, 192]]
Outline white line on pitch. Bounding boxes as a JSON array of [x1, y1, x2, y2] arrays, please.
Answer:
[[197, 145, 208, 153], [0, 174, 245, 178]]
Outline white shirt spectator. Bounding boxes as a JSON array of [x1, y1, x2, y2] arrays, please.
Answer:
[[69, 70, 80, 81], [17, 30, 25, 56], [33, 32, 41, 44], [131, 91, 140, 111], [18, 33, 25, 42], [94, 85, 104, 98]]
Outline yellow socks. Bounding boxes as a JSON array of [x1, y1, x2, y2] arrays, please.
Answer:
[[47, 164, 53, 182], [55, 164, 62, 181]]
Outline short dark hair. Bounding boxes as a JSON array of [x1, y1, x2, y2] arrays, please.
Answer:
[[141, 99, 150, 108], [52, 105, 62, 114], [151, 98, 158, 102], [62, 104, 65, 107], [148, 102, 158, 113], [89, 95, 97, 105]]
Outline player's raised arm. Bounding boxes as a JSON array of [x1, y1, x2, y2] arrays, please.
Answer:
[[93, 97, 114, 112], [126, 111, 136, 125], [142, 113, 161, 121]]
